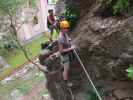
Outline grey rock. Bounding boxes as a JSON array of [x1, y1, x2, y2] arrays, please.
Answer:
[[113, 89, 133, 99]]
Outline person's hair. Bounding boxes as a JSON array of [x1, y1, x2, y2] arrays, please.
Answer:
[[48, 9, 53, 13], [60, 16, 66, 21]]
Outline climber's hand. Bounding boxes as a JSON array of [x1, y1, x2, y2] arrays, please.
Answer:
[[49, 52, 60, 60], [69, 38, 72, 41], [54, 52, 60, 57], [71, 45, 76, 49], [49, 54, 54, 60]]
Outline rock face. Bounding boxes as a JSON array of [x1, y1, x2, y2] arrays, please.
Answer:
[[40, 0, 133, 100], [73, 16, 133, 80], [71, 0, 133, 80], [39, 41, 83, 100], [70, 0, 133, 99]]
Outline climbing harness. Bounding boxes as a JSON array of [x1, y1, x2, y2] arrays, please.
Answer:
[[66, 34, 103, 100]]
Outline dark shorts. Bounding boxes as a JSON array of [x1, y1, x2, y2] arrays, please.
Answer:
[[60, 54, 70, 63]]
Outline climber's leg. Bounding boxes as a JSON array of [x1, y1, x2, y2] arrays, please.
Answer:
[[60, 55, 70, 81], [63, 62, 69, 81]]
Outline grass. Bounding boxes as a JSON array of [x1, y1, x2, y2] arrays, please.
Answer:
[[6, 36, 48, 67], [0, 35, 47, 80], [0, 31, 58, 80]]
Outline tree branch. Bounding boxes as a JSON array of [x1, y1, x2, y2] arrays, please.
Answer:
[[9, 23, 43, 71]]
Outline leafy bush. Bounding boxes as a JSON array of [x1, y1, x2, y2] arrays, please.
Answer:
[[126, 64, 133, 80], [35, 72, 45, 81], [17, 82, 30, 95], [62, 1, 79, 30], [113, 0, 129, 15], [0, 35, 18, 56], [106, 0, 130, 15], [64, 8, 78, 29]]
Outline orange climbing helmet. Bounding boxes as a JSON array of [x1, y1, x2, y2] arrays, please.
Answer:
[[60, 20, 70, 29]]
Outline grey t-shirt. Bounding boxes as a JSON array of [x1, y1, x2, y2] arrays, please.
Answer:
[[58, 33, 71, 49]]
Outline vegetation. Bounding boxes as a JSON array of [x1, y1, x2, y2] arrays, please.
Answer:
[[17, 82, 31, 95], [28, 0, 37, 8], [0, 0, 31, 56], [0, 34, 18, 56], [35, 72, 45, 81], [85, 85, 105, 100], [0, 31, 59, 81], [0, 36, 47, 80], [113, 0, 129, 15], [0, 0, 25, 56], [63, 0, 79, 29], [48, 0, 59, 4], [0, 0, 42, 80], [17, 72, 45, 95], [6, 36, 47, 67], [126, 64, 133, 80], [0, 69, 45, 99], [106, 0, 130, 15]]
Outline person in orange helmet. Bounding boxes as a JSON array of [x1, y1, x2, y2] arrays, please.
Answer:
[[58, 20, 74, 86]]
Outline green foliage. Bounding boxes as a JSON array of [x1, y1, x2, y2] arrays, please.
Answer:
[[0, 34, 18, 56], [28, 0, 37, 8], [16, 82, 30, 95], [0, 0, 37, 56], [126, 64, 133, 80], [113, 0, 129, 15], [35, 72, 45, 81], [0, 0, 26, 16], [106, 0, 130, 15], [48, 0, 59, 4], [63, 1, 79, 29], [64, 8, 78, 29], [0, 0, 29, 51]]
